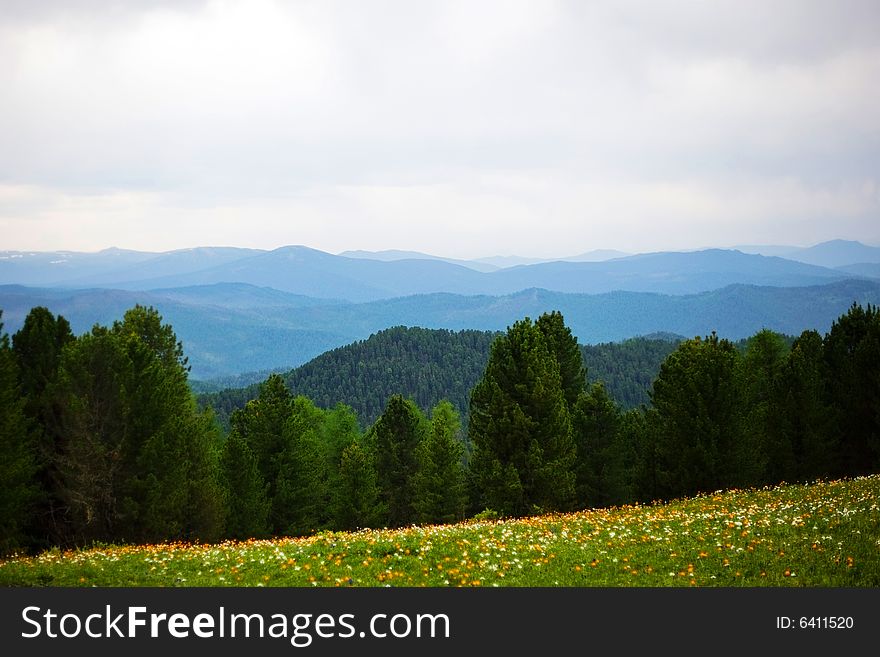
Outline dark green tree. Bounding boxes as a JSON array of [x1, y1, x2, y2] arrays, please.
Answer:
[[823, 303, 880, 475], [332, 441, 382, 530], [230, 373, 293, 532], [413, 400, 468, 524], [273, 396, 328, 536], [11, 307, 74, 545], [371, 395, 427, 527], [776, 330, 837, 480], [536, 311, 586, 408], [112, 306, 223, 543], [572, 382, 625, 508], [0, 311, 39, 554], [54, 326, 130, 543], [54, 306, 224, 544], [469, 317, 576, 516], [219, 430, 270, 539], [739, 329, 789, 483], [650, 333, 752, 498]]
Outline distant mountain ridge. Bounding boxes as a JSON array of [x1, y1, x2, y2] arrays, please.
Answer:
[[3, 278, 878, 380], [734, 239, 880, 268], [1, 244, 861, 301]]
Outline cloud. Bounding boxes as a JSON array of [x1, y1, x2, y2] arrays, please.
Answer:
[[0, 0, 878, 254]]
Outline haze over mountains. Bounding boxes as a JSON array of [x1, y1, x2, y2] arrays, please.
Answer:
[[3, 240, 879, 300], [2, 240, 879, 381]]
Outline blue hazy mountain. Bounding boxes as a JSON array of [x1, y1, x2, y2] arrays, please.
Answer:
[[734, 240, 880, 268], [0, 245, 854, 301], [0, 247, 158, 286], [338, 249, 501, 272], [786, 239, 880, 268], [3, 278, 878, 380], [836, 262, 880, 278]]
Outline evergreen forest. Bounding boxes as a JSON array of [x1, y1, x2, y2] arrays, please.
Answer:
[[1, 303, 878, 554]]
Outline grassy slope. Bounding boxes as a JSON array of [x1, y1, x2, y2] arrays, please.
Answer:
[[1, 476, 877, 587]]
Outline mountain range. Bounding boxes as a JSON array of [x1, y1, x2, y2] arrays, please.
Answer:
[[3, 241, 878, 302], [2, 278, 879, 381], [3, 239, 879, 380]]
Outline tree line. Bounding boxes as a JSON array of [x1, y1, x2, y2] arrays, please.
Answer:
[[1, 303, 878, 554]]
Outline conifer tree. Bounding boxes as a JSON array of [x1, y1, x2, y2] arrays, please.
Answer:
[[12, 306, 74, 545], [332, 441, 382, 530], [230, 373, 293, 533], [220, 430, 270, 539], [650, 333, 750, 498], [823, 303, 880, 475], [0, 312, 39, 554], [371, 395, 427, 527], [776, 330, 837, 480], [572, 382, 624, 508], [413, 400, 467, 524], [536, 310, 586, 408], [54, 306, 224, 544], [739, 329, 789, 483], [469, 317, 575, 516], [274, 396, 328, 536]]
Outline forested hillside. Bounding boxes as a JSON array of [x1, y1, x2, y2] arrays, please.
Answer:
[[200, 328, 682, 429], [2, 302, 879, 555]]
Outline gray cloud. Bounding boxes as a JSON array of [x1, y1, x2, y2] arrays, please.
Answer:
[[0, 0, 877, 255]]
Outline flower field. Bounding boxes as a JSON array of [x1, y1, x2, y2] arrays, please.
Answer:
[[2, 476, 878, 587]]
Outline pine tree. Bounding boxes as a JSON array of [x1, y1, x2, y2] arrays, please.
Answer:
[[333, 441, 382, 530], [230, 374, 293, 534], [371, 395, 427, 527], [54, 306, 224, 544], [273, 396, 328, 536], [650, 333, 749, 498], [572, 382, 624, 508], [469, 317, 575, 516], [12, 306, 74, 545], [739, 329, 789, 483], [536, 311, 586, 408], [413, 400, 467, 524], [0, 311, 39, 554], [219, 430, 270, 539], [823, 303, 880, 476], [777, 330, 837, 480]]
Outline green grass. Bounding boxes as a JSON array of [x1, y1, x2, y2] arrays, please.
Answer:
[[2, 476, 878, 587]]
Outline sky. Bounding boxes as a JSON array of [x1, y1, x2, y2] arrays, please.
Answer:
[[1, 0, 878, 259]]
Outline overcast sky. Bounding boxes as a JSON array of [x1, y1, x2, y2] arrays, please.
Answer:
[[1, 0, 878, 258]]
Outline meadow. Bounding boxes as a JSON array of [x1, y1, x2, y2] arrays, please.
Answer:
[[1, 476, 877, 587]]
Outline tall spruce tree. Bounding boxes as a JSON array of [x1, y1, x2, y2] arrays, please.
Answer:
[[823, 303, 880, 475], [468, 317, 575, 516], [219, 430, 270, 539], [332, 441, 382, 530], [54, 306, 224, 544], [413, 400, 467, 524], [0, 312, 39, 554], [274, 396, 328, 536], [230, 374, 293, 534], [371, 395, 427, 527], [777, 330, 837, 480], [650, 333, 752, 498], [536, 311, 586, 408], [12, 307, 74, 545], [739, 330, 789, 483], [572, 382, 625, 508]]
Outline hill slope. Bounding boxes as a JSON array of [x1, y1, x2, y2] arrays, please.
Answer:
[[2, 476, 876, 587]]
